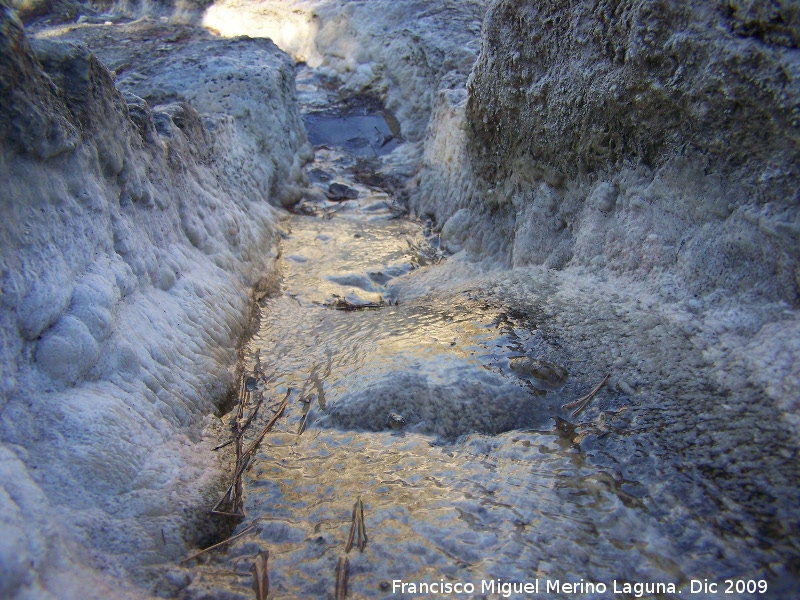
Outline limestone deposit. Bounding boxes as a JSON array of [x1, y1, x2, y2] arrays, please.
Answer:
[[1, 1, 310, 596], [1, 0, 799, 598]]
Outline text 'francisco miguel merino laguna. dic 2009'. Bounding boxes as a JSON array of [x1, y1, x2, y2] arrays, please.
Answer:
[[389, 577, 769, 597]]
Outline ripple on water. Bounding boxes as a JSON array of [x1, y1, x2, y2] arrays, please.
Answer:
[[186, 205, 664, 597]]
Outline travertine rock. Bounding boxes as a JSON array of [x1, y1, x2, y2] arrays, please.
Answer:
[[415, 0, 799, 304], [467, 0, 799, 201], [0, 3, 309, 597]]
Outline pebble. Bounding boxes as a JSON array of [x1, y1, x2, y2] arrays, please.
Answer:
[[386, 412, 407, 430], [508, 357, 568, 391]]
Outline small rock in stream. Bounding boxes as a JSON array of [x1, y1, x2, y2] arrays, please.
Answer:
[[386, 412, 407, 430], [508, 357, 568, 391], [326, 182, 359, 201]]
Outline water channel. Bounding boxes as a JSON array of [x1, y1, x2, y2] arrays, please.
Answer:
[[175, 65, 799, 600]]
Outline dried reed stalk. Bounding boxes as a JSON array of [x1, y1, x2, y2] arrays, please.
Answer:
[[335, 556, 349, 600], [211, 389, 290, 517], [297, 411, 309, 437], [562, 374, 611, 417], [240, 390, 290, 462], [180, 522, 257, 564], [345, 496, 367, 553]]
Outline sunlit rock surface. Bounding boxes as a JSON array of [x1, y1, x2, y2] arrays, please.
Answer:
[[203, 0, 487, 143]]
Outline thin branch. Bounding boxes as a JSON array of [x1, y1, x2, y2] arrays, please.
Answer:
[[561, 373, 611, 417], [357, 496, 367, 552], [236, 373, 248, 426], [335, 556, 349, 600], [327, 298, 386, 311], [345, 505, 357, 554], [180, 522, 257, 564], [345, 496, 367, 553], [212, 391, 290, 517], [240, 390, 290, 464], [297, 411, 309, 437], [210, 483, 235, 515], [212, 438, 235, 451], [239, 393, 264, 435]]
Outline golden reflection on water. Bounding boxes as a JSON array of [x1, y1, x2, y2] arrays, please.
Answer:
[[252, 212, 529, 407], [183, 205, 662, 598]]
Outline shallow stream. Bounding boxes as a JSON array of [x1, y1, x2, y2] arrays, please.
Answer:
[[177, 66, 800, 600]]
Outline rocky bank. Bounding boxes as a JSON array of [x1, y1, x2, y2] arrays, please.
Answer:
[[1, 1, 310, 596]]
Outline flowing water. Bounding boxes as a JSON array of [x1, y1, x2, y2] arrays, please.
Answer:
[[176, 67, 800, 600]]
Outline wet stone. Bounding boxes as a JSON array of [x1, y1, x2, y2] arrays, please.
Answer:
[[325, 182, 359, 201], [309, 168, 332, 183], [508, 357, 568, 391], [303, 110, 400, 157], [386, 412, 407, 430]]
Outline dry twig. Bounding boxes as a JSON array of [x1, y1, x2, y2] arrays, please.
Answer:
[[335, 556, 349, 600], [241, 390, 290, 461], [212, 438, 235, 451], [327, 298, 386, 311], [212, 389, 290, 517], [180, 522, 257, 564], [356, 496, 367, 552], [345, 496, 367, 553], [345, 511, 356, 554], [297, 411, 309, 437], [239, 394, 264, 435], [562, 374, 611, 417]]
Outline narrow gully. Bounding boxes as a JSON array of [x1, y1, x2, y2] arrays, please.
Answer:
[[181, 64, 598, 599], [174, 63, 795, 600]]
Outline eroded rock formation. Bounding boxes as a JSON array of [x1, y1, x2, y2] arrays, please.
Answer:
[[0, 3, 309, 596], [416, 0, 800, 307]]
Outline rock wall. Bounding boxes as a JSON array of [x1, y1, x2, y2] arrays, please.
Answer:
[[12, 0, 215, 24], [408, 0, 800, 476], [401, 5, 800, 586], [414, 0, 800, 309], [0, 3, 309, 597]]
